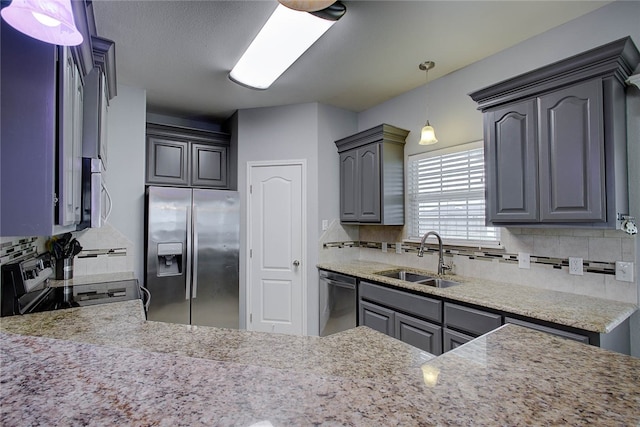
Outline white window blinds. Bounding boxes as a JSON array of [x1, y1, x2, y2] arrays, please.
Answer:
[[408, 142, 500, 245]]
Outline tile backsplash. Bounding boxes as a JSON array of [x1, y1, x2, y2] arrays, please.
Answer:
[[73, 222, 134, 276], [320, 221, 638, 304]]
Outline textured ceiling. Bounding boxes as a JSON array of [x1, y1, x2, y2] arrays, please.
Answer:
[[92, 0, 610, 122]]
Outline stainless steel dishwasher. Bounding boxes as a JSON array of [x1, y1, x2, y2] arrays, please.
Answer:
[[319, 269, 357, 336]]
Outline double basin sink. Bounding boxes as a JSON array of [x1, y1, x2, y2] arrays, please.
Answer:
[[374, 269, 461, 288]]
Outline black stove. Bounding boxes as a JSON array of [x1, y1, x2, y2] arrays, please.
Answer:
[[1, 253, 140, 317]]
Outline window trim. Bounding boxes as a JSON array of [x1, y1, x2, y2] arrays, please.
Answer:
[[405, 141, 502, 249]]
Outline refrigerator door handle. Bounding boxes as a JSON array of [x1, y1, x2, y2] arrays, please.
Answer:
[[192, 207, 198, 299], [185, 204, 192, 301]]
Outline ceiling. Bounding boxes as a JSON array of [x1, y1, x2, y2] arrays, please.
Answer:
[[92, 0, 611, 122]]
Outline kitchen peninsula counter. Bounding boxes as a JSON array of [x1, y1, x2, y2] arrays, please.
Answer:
[[318, 260, 637, 334], [1, 300, 639, 425]]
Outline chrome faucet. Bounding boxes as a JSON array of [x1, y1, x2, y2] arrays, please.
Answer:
[[418, 231, 451, 275]]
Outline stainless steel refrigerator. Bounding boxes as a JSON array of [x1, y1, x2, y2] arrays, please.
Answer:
[[145, 186, 239, 328]]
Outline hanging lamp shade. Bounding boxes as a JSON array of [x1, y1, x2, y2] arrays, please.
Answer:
[[419, 122, 438, 145], [418, 61, 438, 145], [1, 0, 83, 46], [278, 0, 336, 12]]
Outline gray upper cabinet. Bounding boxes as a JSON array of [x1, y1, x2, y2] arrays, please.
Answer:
[[485, 99, 538, 222], [0, 25, 85, 236], [191, 144, 228, 188], [83, 36, 116, 170], [470, 37, 640, 228], [146, 124, 230, 189], [335, 124, 409, 225]]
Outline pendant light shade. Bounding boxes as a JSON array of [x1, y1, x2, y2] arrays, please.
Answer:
[[420, 122, 438, 145], [1, 0, 83, 46], [278, 0, 336, 12], [418, 61, 438, 145]]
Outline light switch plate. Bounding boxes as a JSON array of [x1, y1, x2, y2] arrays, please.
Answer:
[[615, 261, 634, 282], [321, 220, 328, 231], [396, 242, 403, 254], [569, 257, 583, 276], [381, 242, 387, 253], [518, 252, 530, 269]]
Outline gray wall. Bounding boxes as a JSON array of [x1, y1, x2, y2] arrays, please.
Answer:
[[103, 85, 147, 282], [236, 102, 355, 334]]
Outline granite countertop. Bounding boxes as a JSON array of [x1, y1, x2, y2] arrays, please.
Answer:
[[1, 300, 639, 425], [48, 271, 136, 288], [317, 260, 637, 333]]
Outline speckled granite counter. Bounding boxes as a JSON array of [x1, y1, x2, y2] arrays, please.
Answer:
[[48, 271, 136, 288], [317, 260, 637, 333], [1, 301, 639, 425]]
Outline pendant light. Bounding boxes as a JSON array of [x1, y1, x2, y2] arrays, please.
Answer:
[[278, 0, 336, 12], [1, 0, 83, 46], [418, 61, 438, 145]]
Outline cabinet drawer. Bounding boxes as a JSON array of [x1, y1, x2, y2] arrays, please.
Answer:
[[359, 281, 441, 324], [443, 327, 475, 352], [444, 302, 502, 336], [505, 317, 589, 344]]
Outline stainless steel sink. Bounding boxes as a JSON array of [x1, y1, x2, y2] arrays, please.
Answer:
[[374, 270, 462, 288], [424, 278, 461, 288], [375, 270, 433, 284]]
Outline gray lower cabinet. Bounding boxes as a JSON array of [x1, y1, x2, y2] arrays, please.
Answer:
[[504, 317, 589, 344], [335, 124, 409, 225], [146, 124, 230, 189], [443, 328, 475, 352], [470, 37, 639, 228], [443, 302, 502, 337], [359, 281, 443, 355], [359, 300, 394, 336], [395, 312, 442, 355]]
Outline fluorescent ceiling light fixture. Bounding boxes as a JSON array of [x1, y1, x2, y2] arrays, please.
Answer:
[[1, 0, 83, 46], [229, 3, 345, 90]]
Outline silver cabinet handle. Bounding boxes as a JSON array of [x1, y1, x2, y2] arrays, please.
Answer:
[[293, 260, 300, 267]]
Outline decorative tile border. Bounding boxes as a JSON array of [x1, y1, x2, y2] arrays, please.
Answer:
[[322, 240, 616, 276], [77, 248, 127, 258], [0, 237, 38, 266]]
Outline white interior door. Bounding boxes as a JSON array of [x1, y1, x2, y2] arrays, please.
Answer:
[[248, 162, 305, 335]]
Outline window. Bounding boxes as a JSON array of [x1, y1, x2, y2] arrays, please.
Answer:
[[408, 141, 500, 246]]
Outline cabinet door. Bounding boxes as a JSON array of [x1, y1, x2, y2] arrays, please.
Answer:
[[359, 300, 394, 336], [339, 150, 358, 221], [72, 62, 84, 224], [395, 312, 442, 355], [357, 144, 381, 222], [191, 143, 228, 188], [443, 327, 474, 352], [146, 137, 189, 186], [538, 79, 605, 222], [99, 72, 109, 169], [58, 48, 77, 227], [486, 99, 538, 223]]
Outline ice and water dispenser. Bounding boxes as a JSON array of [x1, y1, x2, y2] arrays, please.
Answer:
[[156, 243, 183, 276]]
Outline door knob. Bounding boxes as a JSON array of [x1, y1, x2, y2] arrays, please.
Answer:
[[293, 260, 300, 267]]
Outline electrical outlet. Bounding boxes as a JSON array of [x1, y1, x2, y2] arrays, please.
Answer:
[[615, 261, 634, 282], [569, 257, 583, 276], [321, 220, 328, 231], [518, 252, 530, 269], [381, 242, 387, 253], [396, 242, 403, 254]]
